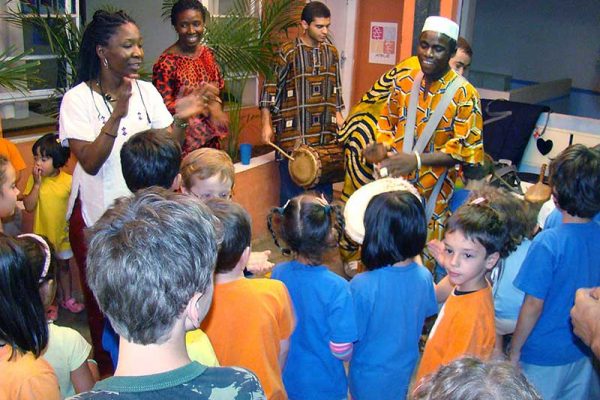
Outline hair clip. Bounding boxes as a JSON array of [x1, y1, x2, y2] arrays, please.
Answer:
[[18, 233, 51, 283], [470, 197, 487, 205], [55, 137, 61, 144]]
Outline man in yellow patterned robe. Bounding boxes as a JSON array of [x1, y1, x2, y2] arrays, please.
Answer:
[[337, 37, 472, 203], [375, 17, 483, 268]]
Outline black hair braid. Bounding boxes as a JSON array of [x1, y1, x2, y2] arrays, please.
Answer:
[[267, 207, 291, 256], [330, 204, 345, 244]]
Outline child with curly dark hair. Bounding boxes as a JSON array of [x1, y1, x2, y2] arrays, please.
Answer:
[[268, 193, 357, 400]]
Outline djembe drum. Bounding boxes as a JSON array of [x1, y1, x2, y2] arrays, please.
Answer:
[[288, 143, 345, 189], [344, 177, 421, 245]]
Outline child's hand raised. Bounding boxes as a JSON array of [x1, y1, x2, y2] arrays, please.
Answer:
[[427, 239, 446, 267], [246, 250, 274, 276]]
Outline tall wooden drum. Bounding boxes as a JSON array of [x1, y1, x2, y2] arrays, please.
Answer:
[[288, 143, 345, 189]]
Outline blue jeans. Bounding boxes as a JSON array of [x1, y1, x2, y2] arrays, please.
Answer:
[[278, 159, 333, 206]]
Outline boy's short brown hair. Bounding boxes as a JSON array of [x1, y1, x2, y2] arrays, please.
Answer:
[[205, 199, 252, 274], [180, 148, 235, 190], [549, 144, 600, 219]]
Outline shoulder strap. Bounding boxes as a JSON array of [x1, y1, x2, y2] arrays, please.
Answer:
[[405, 74, 467, 154], [402, 71, 424, 154], [425, 169, 448, 222], [414, 75, 466, 153]]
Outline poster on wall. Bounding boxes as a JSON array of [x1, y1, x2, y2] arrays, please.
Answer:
[[369, 22, 398, 65]]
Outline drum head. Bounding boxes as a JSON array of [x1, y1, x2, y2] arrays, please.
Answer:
[[344, 177, 421, 245], [289, 147, 319, 187]]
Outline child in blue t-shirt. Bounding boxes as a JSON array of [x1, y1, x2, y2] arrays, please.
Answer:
[[269, 194, 357, 400], [349, 191, 437, 400], [509, 144, 600, 400]]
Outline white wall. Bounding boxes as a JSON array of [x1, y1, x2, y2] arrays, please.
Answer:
[[85, 0, 176, 72], [471, 0, 600, 91]]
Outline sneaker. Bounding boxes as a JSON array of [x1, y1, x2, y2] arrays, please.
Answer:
[[60, 297, 85, 313]]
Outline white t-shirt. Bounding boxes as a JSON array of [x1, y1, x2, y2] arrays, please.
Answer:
[[43, 322, 92, 398], [59, 80, 173, 226]]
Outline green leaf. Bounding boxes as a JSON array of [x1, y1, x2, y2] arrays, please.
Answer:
[[0, 47, 41, 93]]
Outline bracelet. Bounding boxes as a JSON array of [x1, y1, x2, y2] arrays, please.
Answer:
[[173, 117, 189, 129], [87, 359, 98, 366], [102, 129, 117, 139], [414, 151, 422, 170]]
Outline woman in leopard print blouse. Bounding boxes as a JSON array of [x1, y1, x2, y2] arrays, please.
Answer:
[[153, 0, 229, 156]]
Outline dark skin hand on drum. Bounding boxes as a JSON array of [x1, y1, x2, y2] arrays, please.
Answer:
[[364, 143, 458, 178], [362, 143, 389, 164]]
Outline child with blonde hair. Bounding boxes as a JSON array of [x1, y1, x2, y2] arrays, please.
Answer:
[[180, 147, 234, 201], [180, 148, 273, 275]]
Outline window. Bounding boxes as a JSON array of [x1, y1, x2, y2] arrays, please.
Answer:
[[202, 0, 260, 108], [0, 0, 80, 117]]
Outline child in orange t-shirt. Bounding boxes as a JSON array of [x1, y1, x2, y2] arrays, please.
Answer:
[[416, 199, 508, 382], [0, 234, 60, 400], [200, 199, 294, 400]]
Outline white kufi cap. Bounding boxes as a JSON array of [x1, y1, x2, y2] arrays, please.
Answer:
[[422, 16, 459, 41]]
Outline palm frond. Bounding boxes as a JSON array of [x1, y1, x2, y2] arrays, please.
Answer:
[[161, 0, 176, 21], [0, 47, 41, 92]]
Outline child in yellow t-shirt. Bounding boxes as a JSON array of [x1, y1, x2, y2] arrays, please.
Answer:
[[23, 133, 84, 314]]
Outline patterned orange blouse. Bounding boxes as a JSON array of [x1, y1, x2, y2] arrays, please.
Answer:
[[153, 46, 227, 155]]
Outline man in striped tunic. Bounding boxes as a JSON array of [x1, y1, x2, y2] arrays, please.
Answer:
[[260, 1, 344, 205]]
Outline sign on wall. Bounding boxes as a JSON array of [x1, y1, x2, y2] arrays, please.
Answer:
[[369, 22, 397, 65]]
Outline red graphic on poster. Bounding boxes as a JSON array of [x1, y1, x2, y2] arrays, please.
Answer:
[[372, 25, 383, 40]]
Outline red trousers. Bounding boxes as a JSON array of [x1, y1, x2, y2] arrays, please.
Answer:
[[69, 198, 114, 377]]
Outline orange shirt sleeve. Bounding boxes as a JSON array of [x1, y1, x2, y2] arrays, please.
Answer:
[[0, 138, 26, 172]]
